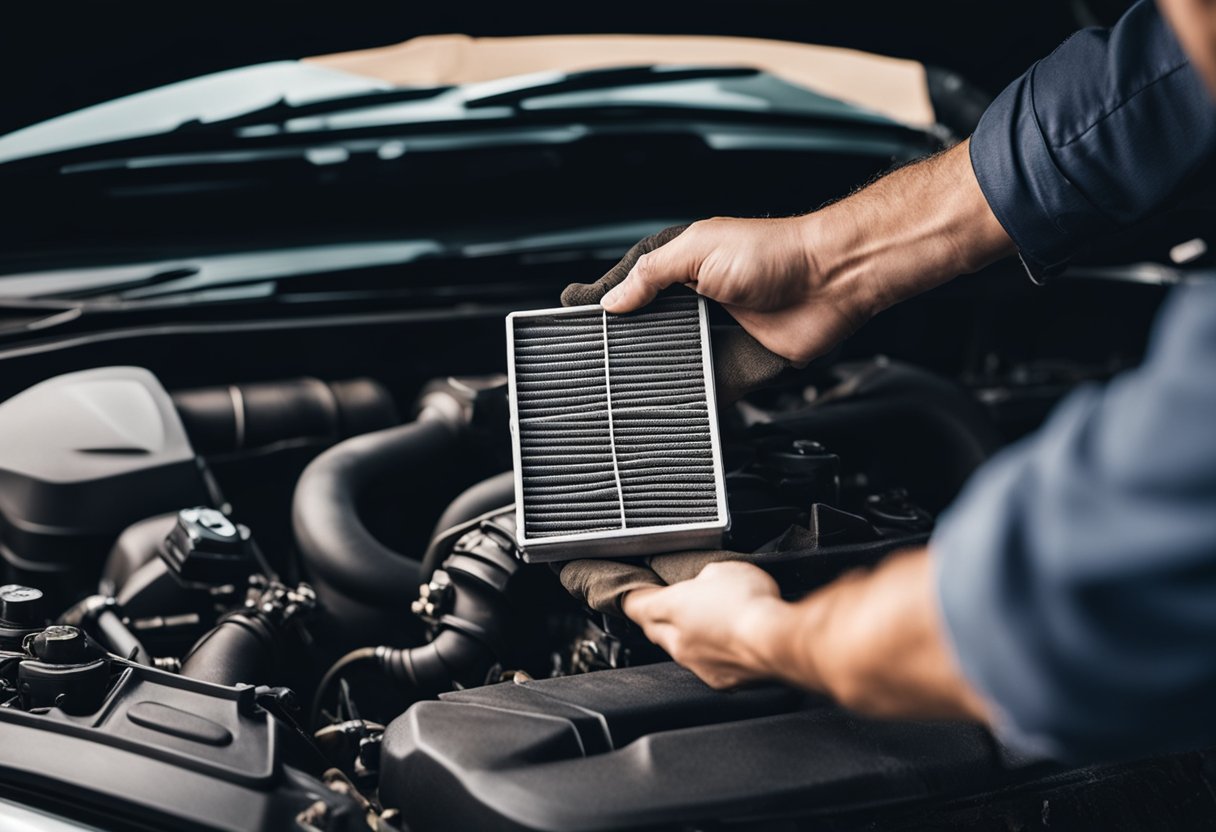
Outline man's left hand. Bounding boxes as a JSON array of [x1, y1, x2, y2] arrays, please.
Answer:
[[623, 549, 991, 725], [622, 561, 805, 690]]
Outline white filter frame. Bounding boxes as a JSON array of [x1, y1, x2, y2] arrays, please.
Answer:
[[506, 297, 730, 562]]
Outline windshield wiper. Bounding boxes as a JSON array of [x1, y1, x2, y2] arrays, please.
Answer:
[[462, 65, 759, 109], [0, 299, 84, 335], [196, 86, 455, 131], [200, 63, 890, 143], [7, 64, 909, 175], [206, 66, 759, 125]]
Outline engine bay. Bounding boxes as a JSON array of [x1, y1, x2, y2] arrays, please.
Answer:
[[3, 7, 1216, 821], [1, 273, 1213, 832]]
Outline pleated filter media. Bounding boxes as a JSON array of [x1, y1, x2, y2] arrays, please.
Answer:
[[506, 293, 729, 562]]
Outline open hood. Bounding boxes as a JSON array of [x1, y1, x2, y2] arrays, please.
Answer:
[[0, 34, 939, 169], [4, 0, 1112, 141]]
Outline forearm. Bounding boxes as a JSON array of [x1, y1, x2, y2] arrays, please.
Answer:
[[805, 138, 1014, 318], [754, 547, 989, 721]]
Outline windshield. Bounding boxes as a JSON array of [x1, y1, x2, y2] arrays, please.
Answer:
[[0, 34, 937, 167], [0, 35, 943, 313]]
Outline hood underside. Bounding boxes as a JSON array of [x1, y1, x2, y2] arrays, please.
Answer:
[[306, 33, 935, 128]]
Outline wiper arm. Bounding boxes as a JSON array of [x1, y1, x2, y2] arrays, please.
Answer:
[[192, 86, 454, 131], [463, 65, 758, 109]]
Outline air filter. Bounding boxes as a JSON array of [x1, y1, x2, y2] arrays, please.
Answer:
[[507, 293, 729, 562]]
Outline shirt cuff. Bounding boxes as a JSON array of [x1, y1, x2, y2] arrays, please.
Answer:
[[968, 65, 1113, 281]]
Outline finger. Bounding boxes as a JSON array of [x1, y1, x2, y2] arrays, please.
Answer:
[[698, 560, 755, 579], [629, 584, 682, 625], [641, 622, 680, 654], [621, 585, 666, 622], [564, 224, 691, 307], [695, 669, 742, 690], [601, 239, 697, 313]]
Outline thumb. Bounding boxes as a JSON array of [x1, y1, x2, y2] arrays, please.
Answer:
[[601, 234, 700, 313]]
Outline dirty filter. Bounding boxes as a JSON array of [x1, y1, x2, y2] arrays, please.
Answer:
[[506, 293, 729, 562]]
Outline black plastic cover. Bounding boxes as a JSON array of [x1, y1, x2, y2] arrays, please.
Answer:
[[0, 367, 209, 590], [0, 658, 365, 831], [380, 662, 1040, 831]]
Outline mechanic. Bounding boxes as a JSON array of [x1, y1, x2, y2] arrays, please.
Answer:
[[560, 0, 1216, 762]]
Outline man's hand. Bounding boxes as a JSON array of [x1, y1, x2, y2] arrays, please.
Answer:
[[622, 549, 992, 723], [601, 216, 861, 366], [623, 561, 797, 689], [601, 138, 1014, 365]]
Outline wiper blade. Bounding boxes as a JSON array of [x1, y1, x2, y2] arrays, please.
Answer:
[[195, 86, 455, 131], [0, 298, 84, 334], [463, 65, 759, 109], [219, 66, 758, 121], [210, 66, 762, 133]]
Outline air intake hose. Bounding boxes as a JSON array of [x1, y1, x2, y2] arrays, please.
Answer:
[[172, 377, 399, 454], [292, 389, 470, 609], [382, 511, 518, 695], [179, 578, 316, 686], [311, 510, 520, 724]]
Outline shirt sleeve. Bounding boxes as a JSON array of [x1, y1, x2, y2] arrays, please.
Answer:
[[968, 0, 1216, 279], [932, 281, 1216, 762]]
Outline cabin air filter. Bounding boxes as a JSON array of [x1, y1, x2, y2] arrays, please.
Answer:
[[506, 293, 729, 563]]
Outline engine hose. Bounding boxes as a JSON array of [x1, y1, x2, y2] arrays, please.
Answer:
[[427, 471, 515, 552], [312, 509, 520, 723], [310, 647, 379, 728], [419, 500, 515, 583], [60, 595, 153, 666], [376, 627, 496, 697], [95, 609, 152, 666], [179, 580, 317, 687], [292, 405, 466, 609], [180, 611, 278, 686], [309, 632, 495, 729], [172, 377, 399, 455]]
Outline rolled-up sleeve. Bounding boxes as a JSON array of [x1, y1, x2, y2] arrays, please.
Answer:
[[969, 0, 1216, 278], [932, 281, 1216, 762]]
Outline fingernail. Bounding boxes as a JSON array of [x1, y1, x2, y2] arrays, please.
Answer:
[[601, 286, 622, 308]]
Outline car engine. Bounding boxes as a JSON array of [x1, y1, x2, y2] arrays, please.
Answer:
[[2, 306, 1214, 832]]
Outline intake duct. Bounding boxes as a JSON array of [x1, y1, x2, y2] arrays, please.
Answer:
[[172, 377, 399, 455], [506, 293, 728, 561], [310, 506, 525, 725]]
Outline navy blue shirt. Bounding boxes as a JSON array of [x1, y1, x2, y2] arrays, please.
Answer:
[[970, 0, 1216, 279], [933, 1, 1216, 761]]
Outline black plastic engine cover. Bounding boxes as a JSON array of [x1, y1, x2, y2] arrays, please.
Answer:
[[379, 662, 1040, 831], [0, 367, 210, 594], [0, 658, 364, 831]]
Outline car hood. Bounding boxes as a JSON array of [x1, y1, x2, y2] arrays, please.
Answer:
[[0, 34, 935, 168], [304, 33, 935, 127]]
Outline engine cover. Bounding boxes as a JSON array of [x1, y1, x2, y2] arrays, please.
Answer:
[[0, 367, 209, 592]]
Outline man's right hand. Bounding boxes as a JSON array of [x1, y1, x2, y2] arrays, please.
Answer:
[[600, 214, 868, 366], [601, 138, 1015, 364]]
